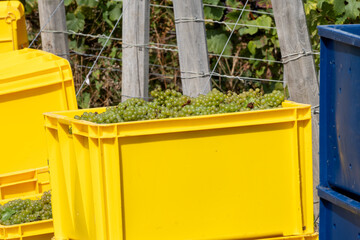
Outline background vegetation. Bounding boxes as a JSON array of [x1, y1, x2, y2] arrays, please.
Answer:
[[20, 0, 360, 108]]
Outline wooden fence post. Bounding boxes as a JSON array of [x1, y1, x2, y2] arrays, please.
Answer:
[[173, 0, 211, 97], [122, 0, 150, 101], [271, 0, 320, 219], [38, 0, 69, 61]]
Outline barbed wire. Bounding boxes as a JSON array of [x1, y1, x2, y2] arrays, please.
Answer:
[[202, 3, 274, 16], [174, 17, 276, 31], [74, 58, 282, 84], [42, 30, 179, 52], [70, 50, 123, 62], [209, 53, 282, 64], [70, 44, 282, 64], [69, 51, 284, 77], [282, 50, 319, 64]]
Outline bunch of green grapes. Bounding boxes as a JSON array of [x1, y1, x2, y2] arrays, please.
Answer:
[[0, 191, 52, 225], [75, 88, 285, 124]]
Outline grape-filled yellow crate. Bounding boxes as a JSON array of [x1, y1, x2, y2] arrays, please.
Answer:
[[44, 101, 315, 240], [0, 194, 53, 240], [0, 1, 28, 53], [0, 49, 78, 174], [0, 167, 53, 240]]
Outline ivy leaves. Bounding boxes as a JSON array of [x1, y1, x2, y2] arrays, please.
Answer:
[[207, 29, 233, 55], [334, 0, 360, 19], [64, 0, 122, 32], [66, 12, 85, 32], [304, 0, 360, 71]]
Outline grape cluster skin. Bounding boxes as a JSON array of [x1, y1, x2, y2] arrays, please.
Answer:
[[0, 191, 52, 226], [75, 88, 285, 124]]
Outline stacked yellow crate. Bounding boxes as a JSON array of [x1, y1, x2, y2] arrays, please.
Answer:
[[0, 1, 28, 53], [0, 48, 77, 239]]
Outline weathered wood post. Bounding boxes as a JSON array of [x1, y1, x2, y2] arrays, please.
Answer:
[[271, 0, 320, 218], [122, 0, 150, 101], [38, 0, 70, 61], [173, 0, 211, 97]]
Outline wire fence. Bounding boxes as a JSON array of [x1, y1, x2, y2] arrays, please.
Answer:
[[27, 0, 319, 107]]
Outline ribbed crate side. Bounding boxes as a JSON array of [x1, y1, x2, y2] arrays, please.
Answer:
[[297, 117, 314, 234], [101, 137, 123, 239], [45, 126, 71, 238]]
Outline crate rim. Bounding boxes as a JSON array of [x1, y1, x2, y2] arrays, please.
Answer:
[[44, 100, 311, 127], [318, 24, 360, 48], [0, 219, 52, 229]]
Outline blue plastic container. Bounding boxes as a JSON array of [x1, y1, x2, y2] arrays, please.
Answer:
[[318, 25, 360, 196], [318, 186, 360, 240], [319, 24, 360, 240]]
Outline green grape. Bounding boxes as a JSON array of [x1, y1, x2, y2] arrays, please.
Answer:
[[75, 88, 285, 124], [0, 191, 52, 226]]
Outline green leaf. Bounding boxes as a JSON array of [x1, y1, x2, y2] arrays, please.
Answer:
[[317, 0, 328, 9], [335, 14, 347, 24], [93, 70, 101, 80], [256, 66, 266, 76], [79, 92, 91, 109], [103, 12, 114, 28], [98, 37, 112, 47], [256, 15, 272, 28], [248, 41, 256, 55], [256, 0, 272, 9], [75, 0, 98, 7], [344, 0, 360, 19], [304, 2, 317, 14], [95, 80, 103, 91], [109, 47, 118, 58], [64, 0, 74, 6], [207, 30, 233, 55], [226, 0, 242, 8], [1, 208, 15, 221], [333, 0, 346, 15], [204, 6, 224, 20], [243, 26, 258, 35], [203, 0, 220, 4], [109, 4, 122, 21], [25, 0, 36, 14], [253, 36, 268, 49], [68, 38, 87, 52], [66, 12, 85, 32]]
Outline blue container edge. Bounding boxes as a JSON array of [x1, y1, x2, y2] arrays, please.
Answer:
[[318, 24, 360, 48]]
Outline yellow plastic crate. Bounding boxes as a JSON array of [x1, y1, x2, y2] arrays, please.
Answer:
[[0, 49, 78, 174], [0, 1, 28, 53], [44, 101, 315, 240], [0, 167, 50, 201], [0, 48, 47, 67], [0, 194, 53, 240]]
